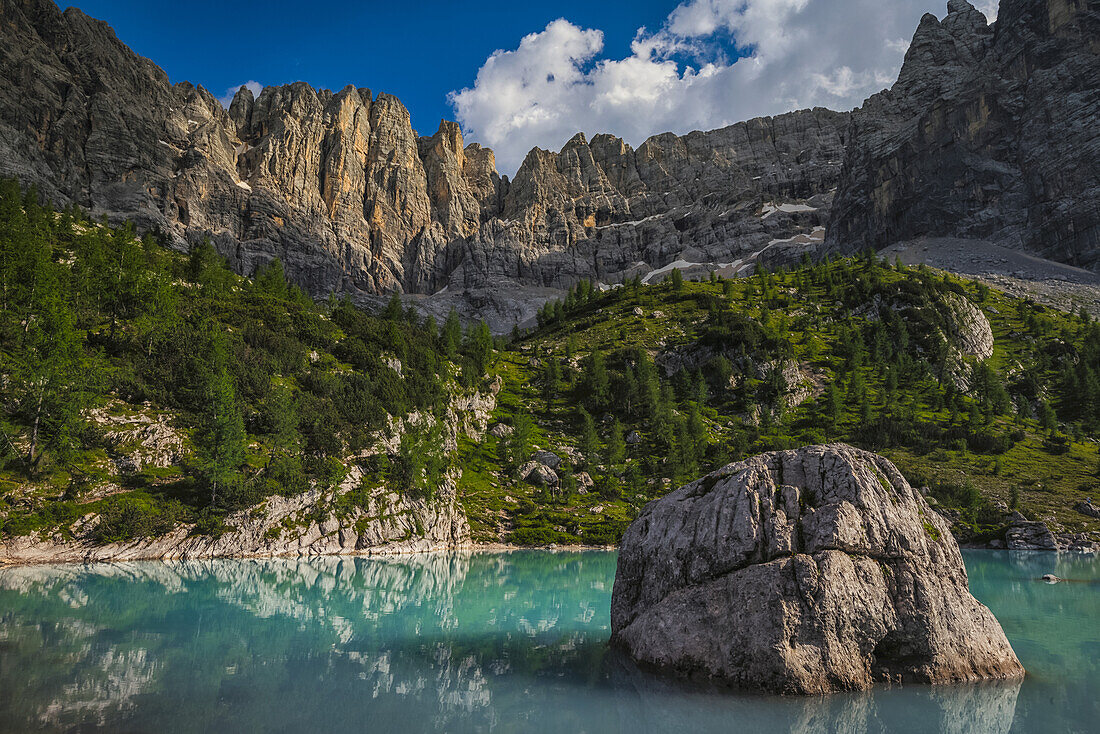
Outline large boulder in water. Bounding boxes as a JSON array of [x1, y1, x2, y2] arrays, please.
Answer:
[[610, 443, 1023, 694]]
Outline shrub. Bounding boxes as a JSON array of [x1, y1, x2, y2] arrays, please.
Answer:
[[92, 494, 185, 543]]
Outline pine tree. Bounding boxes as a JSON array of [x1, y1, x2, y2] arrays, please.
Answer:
[[1037, 401, 1057, 431], [541, 358, 560, 408], [579, 409, 599, 469], [196, 368, 247, 507], [669, 267, 684, 292], [504, 412, 535, 475], [442, 308, 462, 360], [255, 258, 290, 299], [383, 291, 404, 321], [580, 349, 610, 412], [686, 402, 708, 468], [264, 384, 299, 459], [469, 320, 494, 373], [823, 382, 842, 432], [188, 238, 231, 295], [706, 356, 733, 398], [625, 461, 644, 496], [16, 270, 89, 468], [692, 370, 709, 405], [133, 266, 179, 357], [606, 419, 626, 467]]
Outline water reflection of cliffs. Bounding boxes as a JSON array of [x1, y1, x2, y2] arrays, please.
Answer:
[[4, 551, 1092, 734], [0, 552, 616, 732]]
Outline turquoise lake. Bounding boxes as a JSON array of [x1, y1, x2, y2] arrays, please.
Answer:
[[0, 550, 1096, 733]]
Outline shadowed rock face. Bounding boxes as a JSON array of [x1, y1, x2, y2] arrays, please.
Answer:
[[610, 443, 1024, 694], [828, 0, 1100, 266]]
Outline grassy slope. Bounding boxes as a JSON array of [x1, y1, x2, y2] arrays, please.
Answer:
[[457, 261, 1100, 545], [0, 207, 490, 543], [3, 218, 1097, 548]]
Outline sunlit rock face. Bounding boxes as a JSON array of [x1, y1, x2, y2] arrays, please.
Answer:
[[828, 0, 1100, 266], [1, 0, 1097, 326], [610, 443, 1025, 694], [0, 0, 841, 314]]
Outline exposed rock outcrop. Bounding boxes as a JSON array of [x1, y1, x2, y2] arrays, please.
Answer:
[[1005, 513, 1059, 550], [0, 374, 501, 565], [1074, 499, 1100, 519], [943, 292, 995, 360], [828, 0, 1100, 266], [519, 461, 559, 487], [610, 443, 1023, 694], [532, 450, 563, 469], [0, 465, 469, 564]]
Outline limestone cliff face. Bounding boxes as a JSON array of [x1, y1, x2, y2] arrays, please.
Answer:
[[1, 0, 1097, 321], [0, 0, 843, 313], [828, 0, 1100, 265]]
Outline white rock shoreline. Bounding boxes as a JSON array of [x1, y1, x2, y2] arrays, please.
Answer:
[[0, 540, 618, 567]]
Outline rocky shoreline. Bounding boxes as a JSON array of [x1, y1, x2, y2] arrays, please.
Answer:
[[0, 539, 619, 567], [0, 519, 1093, 568]]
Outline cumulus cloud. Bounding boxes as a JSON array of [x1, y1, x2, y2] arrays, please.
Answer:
[[218, 80, 263, 108], [450, 0, 995, 175], [972, 0, 999, 20]]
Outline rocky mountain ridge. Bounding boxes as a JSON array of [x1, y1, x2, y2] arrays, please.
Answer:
[[0, 0, 1097, 327], [0, 0, 843, 323], [828, 0, 1099, 266]]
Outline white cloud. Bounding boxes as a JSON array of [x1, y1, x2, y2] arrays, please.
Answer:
[[450, 0, 995, 175], [972, 0, 998, 20], [218, 80, 263, 108]]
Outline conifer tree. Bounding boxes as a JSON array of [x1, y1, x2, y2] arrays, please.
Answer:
[[579, 349, 610, 412], [579, 409, 599, 469], [383, 291, 404, 321], [686, 403, 708, 467], [822, 382, 842, 432], [442, 308, 462, 360], [133, 266, 179, 357], [606, 419, 626, 467], [541, 358, 560, 408], [196, 367, 247, 507], [264, 384, 299, 459], [16, 268, 88, 468], [503, 412, 535, 475], [255, 258, 289, 299], [669, 267, 684, 292], [468, 320, 493, 373]]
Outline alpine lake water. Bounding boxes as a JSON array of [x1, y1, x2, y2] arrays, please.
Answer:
[[0, 550, 1095, 733]]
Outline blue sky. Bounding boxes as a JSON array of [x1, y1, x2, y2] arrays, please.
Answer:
[[69, 0, 995, 174], [71, 0, 682, 128]]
